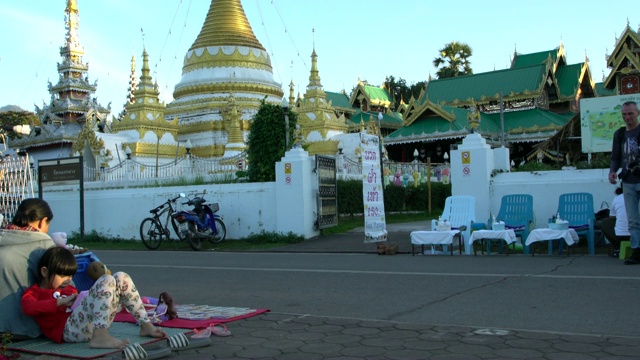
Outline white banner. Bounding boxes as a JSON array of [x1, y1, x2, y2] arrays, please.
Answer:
[[361, 132, 387, 243]]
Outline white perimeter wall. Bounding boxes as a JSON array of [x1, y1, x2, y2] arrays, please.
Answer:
[[488, 169, 612, 228], [43, 182, 277, 240]]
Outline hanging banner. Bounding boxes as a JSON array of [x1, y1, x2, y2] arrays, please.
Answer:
[[361, 132, 387, 243]]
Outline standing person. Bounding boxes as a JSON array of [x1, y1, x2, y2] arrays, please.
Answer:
[[609, 101, 640, 265], [601, 186, 630, 257], [21, 246, 166, 348], [0, 198, 55, 337]]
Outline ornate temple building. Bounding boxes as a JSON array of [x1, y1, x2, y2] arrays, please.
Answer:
[[11, 0, 111, 166]]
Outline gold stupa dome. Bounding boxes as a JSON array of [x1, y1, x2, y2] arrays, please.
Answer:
[[172, 0, 282, 100]]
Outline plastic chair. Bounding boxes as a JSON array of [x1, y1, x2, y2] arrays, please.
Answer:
[[554, 192, 595, 255], [431, 196, 476, 254], [495, 194, 535, 254]]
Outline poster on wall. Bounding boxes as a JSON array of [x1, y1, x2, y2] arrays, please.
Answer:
[[580, 94, 640, 153], [361, 132, 387, 243]]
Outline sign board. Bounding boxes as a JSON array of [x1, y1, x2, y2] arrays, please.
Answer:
[[461, 151, 470, 164], [580, 94, 640, 153], [360, 132, 387, 243], [37, 156, 85, 241]]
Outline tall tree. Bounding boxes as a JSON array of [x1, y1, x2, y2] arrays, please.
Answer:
[[246, 100, 298, 182], [433, 41, 473, 79], [0, 111, 39, 141]]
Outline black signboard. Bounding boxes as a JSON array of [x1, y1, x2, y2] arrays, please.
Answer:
[[37, 156, 85, 241]]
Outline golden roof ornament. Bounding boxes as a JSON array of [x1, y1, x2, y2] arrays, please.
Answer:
[[467, 100, 481, 133]]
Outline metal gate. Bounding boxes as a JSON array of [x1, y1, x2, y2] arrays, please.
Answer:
[[315, 155, 338, 229], [0, 154, 35, 226]]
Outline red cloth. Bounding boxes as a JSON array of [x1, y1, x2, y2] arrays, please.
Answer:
[[2, 224, 39, 231], [21, 284, 77, 343]]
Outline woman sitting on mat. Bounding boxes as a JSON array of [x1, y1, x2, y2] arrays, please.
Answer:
[[21, 246, 166, 348], [0, 198, 56, 337]]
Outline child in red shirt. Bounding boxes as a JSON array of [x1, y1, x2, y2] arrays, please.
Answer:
[[21, 247, 165, 348]]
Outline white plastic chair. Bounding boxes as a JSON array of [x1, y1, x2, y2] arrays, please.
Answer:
[[431, 196, 476, 254]]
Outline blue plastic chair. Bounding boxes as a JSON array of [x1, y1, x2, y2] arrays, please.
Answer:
[[554, 192, 595, 255], [494, 194, 535, 254]]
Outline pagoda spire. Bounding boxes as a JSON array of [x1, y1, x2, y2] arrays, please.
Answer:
[[63, 0, 83, 61], [189, 0, 265, 51], [289, 80, 295, 107], [307, 45, 323, 90]]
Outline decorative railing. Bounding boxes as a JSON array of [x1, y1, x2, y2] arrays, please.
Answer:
[[78, 152, 247, 183], [338, 156, 450, 184]]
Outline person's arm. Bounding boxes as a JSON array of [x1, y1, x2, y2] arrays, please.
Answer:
[[610, 128, 623, 183], [21, 286, 77, 316]]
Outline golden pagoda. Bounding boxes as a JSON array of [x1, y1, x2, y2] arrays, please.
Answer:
[[165, 0, 283, 158], [294, 47, 348, 155]]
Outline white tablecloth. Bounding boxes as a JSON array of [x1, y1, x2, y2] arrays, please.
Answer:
[[525, 228, 579, 246], [410, 230, 460, 245], [468, 229, 517, 249]]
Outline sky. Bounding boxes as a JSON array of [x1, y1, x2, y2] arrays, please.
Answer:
[[0, 0, 636, 117]]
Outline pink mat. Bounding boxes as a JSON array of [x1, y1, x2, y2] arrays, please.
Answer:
[[114, 305, 269, 329]]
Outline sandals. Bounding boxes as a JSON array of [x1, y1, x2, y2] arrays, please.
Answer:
[[191, 323, 232, 340], [167, 332, 211, 351], [121, 342, 171, 360], [208, 323, 232, 337]]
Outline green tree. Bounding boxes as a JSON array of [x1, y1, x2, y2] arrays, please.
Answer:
[[246, 100, 298, 182], [0, 110, 39, 141], [433, 41, 473, 79]]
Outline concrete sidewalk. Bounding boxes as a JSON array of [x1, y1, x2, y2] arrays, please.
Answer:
[[157, 312, 640, 359], [264, 221, 428, 254]]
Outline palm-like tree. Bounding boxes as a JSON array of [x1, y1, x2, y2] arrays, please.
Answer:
[[433, 41, 473, 79]]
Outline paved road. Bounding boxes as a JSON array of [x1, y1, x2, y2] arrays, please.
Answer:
[[18, 222, 640, 359]]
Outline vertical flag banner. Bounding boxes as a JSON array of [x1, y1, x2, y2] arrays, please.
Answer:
[[361, 132, 387, 243]]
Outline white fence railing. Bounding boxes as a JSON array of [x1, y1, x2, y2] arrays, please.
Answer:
[[82, 153, 247, 182]]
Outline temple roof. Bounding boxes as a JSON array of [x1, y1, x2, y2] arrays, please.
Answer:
[[595, 82, 617, 97], [420, 63, 550, 106], [348, 110, 403, 129], [325, 91, 352, 110], [385, 105, 500, 144], [555, 62, 592, 100], [511, 45, 566, 70]]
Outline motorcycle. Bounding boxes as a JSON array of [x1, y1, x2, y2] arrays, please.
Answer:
[[171, 191, 226, 251]]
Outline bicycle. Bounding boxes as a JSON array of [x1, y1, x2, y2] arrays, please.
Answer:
[[139, 194, 184, 250]]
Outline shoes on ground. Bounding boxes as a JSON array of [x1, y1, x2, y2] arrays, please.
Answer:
[[624, 248, 640, 265], [612, 249, 620, 258]]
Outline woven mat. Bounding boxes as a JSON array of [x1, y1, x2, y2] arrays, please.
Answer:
[[115, 304, 269, 328], [7, 322, 186, 359]]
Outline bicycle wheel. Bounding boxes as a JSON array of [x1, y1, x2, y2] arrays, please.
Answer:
[[171, 216, 186, 240], [140, 218, 164, 250], [208, 218, 227, 243], [186, 223, 203, 251]]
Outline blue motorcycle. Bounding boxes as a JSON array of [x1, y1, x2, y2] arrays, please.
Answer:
[[172, 191, 226, 251]]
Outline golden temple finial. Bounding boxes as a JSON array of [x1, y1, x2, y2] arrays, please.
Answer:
[[467, 100, 481, 133], [189, 0, 265, 51]]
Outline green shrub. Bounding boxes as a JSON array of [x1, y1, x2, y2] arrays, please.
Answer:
[[336, 179, 450, 215]]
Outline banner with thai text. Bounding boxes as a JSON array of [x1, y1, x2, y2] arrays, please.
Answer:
[[361, 132, 387, 243]]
